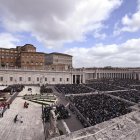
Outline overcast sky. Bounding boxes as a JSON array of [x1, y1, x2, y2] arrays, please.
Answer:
[[0, 0, 140, 68]]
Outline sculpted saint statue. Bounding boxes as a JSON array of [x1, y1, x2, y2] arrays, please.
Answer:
[[49, 107, 59, 135]]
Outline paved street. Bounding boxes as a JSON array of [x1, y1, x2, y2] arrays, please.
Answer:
[[0, 87, 44, 140]]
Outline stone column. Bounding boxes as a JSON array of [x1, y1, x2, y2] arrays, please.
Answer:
[[134, 73, 136, 80], [99, 73, 100, 79], [83, 73, 85, 84], [114, 73, 116, 79], [113, 73, 114, 79], [95, 72, 97, 79], [71, 74, 73, 84], [124, 73, 126, 79]]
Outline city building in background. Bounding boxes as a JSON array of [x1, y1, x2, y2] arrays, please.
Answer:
[[0, 44, 45, 70], [45, 52, 72, 71], [0, 44, 72, 70]]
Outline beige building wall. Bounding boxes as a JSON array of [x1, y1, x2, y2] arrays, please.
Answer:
[[0, 69, 73, 85], [45, 53, 72, 71], [0, 67, 140, 85]]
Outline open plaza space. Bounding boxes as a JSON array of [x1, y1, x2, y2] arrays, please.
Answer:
[[0, 86, 44, 140], [0, 78, 140, 140]]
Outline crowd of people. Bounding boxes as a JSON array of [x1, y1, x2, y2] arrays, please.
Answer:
[[87, 79, 140, 90], [40, 85, 53, 94], [54, 79, 140, 95], [69, 94, 132, 126], [85, 82, 122, 91], [55, 80, 135, 95], [55, 84, 93, 94], [0, 84, 24, 118], [2, 84, 24, 94], [109, 90, 140, 103], [0, 102, 10, 117], [130, 85, 140, 90], [108, 79, 140, 89]]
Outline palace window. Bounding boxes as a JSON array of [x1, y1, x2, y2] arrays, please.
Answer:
[[67, 78, 69, 82], [52, 78, 55, 81], [0, 77, 3, 81], [10, 77, 13, 81], [19, 77, 22, 81], [37, 77, 39, 81], [28, 77, 31, 81], [45, 77, 47, 81]]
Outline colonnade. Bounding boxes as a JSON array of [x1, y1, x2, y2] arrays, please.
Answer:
[[72, 74, 83, 84], [94, 72, 140, 80]]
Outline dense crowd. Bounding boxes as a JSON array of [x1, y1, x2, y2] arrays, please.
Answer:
[[70, 94, 132, 126], [55, 84, 94, 94], [109, 90, 140, 103], [108, 79, 140, 89], [85, 82, 123, 91], [130, 85, 140, 90], [55, 79, 140, 95], [2, 84, 24, 94], [40, 85, 53, 93]]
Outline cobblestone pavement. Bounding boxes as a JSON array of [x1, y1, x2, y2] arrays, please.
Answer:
[[0, 87, 44, 140]]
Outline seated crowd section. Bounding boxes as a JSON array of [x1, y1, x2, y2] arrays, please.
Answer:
[[85, 82, 123, 91], [54, 79, 140, 128], [109, 90, 140, 103], [1, 84, 24, 94], [69, 94, 132, 126], [85, 79, 140, 91], [55, 79, 140, 95], [40, 85, 53, 94], [55, 84, 94, 94], [107, 79, 140, 89], [130, 85, 140, 90]]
